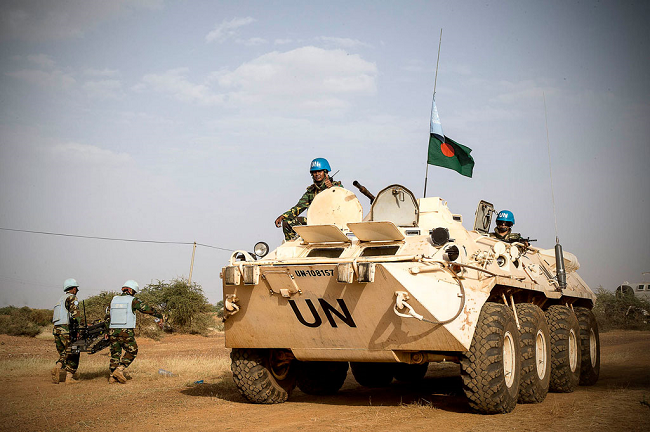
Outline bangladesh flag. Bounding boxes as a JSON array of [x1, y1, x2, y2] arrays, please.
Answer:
[[427, 98, 474, 177]]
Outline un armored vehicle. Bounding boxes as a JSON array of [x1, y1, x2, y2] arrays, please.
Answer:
[[221, 184, 600, 413]]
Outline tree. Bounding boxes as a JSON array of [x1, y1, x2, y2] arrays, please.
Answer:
[[140, 278, 211, 331]]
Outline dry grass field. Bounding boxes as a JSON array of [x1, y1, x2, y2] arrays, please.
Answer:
[[0, 330, 648, 431]]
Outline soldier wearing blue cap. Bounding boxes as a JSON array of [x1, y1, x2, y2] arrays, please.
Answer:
[[275, 158, 342, 241], [491, 210, 529, 247], [51, 278, 82, 384]]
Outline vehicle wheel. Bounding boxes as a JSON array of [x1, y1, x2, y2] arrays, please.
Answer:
[[350, 362, 394, 387], [545, 305, 581, 393], [460, 302, 521, 414], [297, 361, 349, 395], [230, 348, 296, 404], [574, 307, 600, 385], [516, 303, 550, 403], [393, 363, 429, 383]]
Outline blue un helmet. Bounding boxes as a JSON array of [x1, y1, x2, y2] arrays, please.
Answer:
[[496, 210, 515, 226], [310, 158, 331, 173]]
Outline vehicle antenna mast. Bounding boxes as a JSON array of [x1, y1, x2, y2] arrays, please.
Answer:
[[544, 92, 566, 290], [423, 28, 443, 198]]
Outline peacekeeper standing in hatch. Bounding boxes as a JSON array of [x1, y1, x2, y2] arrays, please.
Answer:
[[51, 278, 82, 384], [275, 157, 342, 241], [108, 280, 163, 384], [491, 210, 530, 248]]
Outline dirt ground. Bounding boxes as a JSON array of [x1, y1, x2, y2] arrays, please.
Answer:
[[0, 330, 648, 432]]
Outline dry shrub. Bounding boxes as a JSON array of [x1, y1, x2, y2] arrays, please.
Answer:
[[594, 287, 650, 331]]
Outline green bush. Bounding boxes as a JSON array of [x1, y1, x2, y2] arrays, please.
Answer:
[[0, 310, 42, 337], [593, 287, 650, 331], [81, 291, 119, 323]]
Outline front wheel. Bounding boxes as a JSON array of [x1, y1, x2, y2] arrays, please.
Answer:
[[546, 305, 581, 393], [230, 348, 296, 404], [297, 361, 349, 395], [461, 302, 521, 414], [574, 307, 600, 385]]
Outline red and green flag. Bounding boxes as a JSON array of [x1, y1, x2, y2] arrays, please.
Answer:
[[427, 98, 474, 177]]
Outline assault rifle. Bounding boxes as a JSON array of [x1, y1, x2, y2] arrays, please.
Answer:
[[510, 237, 537, 245], [67, 301, 111, 355]]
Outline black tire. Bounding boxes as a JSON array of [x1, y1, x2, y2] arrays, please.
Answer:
[[515, 303, 551, 403], [393, 363, 429, 383], [350, 362, 394, 388], [230, 348, 296, 404], [460, 302, 521, 414], [296, 361, 349, 395], [545, 305, 581, 393], [574, 307, 600, 386]]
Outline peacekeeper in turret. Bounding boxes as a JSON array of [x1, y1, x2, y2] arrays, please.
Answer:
[[108, 280, 163, 384], [491, 210, 530, 248], [274, 157, 342, 241], [51, 278, 82, 384]]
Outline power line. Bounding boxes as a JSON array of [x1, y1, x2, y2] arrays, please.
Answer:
[[0, 227, 235, 252]]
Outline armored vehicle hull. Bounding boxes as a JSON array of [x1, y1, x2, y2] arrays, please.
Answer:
[[221, 185, 599, 413]]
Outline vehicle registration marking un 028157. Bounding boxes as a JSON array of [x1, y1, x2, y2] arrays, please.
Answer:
[[294, 269, 335, 277]]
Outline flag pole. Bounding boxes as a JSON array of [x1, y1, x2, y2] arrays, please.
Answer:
[[424, 28, 443, 198]]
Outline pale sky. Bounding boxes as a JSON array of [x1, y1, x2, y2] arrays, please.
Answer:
[[1, 0, 648, 308]]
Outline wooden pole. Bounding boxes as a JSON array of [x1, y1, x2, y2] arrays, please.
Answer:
[[188, 241, 197, 286]]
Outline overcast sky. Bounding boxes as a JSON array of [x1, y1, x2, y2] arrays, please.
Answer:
[[1, 0, 648, 308]]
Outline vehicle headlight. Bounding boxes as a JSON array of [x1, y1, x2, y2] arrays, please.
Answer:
[[254, 241, 269, 258]]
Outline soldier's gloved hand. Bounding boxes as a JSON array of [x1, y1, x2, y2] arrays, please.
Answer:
[[275, 215, 285, 228]]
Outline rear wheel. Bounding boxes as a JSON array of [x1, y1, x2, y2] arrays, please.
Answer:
[[297, 361, 349, 395], [230, 348, 296, 404], [350, 362, 394, 388], [516, 303, 550, 403], [461, 302, 521, 414], [574, 307, 600, 385], [393, 363, 429, 383], [545, 305, 581, 392]]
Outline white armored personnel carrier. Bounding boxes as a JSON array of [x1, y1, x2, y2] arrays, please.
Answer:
[[221, 184, 600, 413]]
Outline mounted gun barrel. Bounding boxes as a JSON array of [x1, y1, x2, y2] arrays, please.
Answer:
[[352, 180, 375, 204]]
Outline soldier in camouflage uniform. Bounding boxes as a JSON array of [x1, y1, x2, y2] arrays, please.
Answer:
[[51, 278, 82, 384], [108, 280, 164, 384], [275, 158, 342, 241], [490, 210, 529, 247]]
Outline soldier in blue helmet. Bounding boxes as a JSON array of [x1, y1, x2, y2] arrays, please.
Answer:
[[108, 280, 164, 384], [51, 278, 82, 384], [275, 158, 342, 241], [491, 210, 529, 247]]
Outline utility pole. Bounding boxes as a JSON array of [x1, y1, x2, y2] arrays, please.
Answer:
[[188, 242, 197, 286]]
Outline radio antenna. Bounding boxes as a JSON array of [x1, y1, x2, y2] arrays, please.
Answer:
[[543, 92, 559, 243], [424, 28, 443, 198], [543, 92, 566, 290]]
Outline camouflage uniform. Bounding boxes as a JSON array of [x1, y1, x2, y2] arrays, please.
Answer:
[[52, 294, 81, 373], [109, 294, 163, 373], [280, 178, 342, 240]]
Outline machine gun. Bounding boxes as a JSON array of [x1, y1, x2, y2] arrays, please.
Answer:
[[67, 301, 111, 355], [352, 180, 375, 203]]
